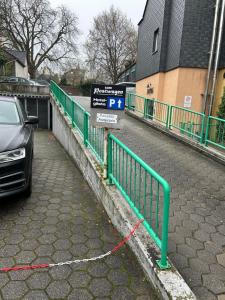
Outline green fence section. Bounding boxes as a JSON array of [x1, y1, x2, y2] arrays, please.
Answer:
[[169, 106, 205, 143], [87, 117, 105, 164], [126, 93, 225, 146], [51, 81, 171, 269], [51, 81, 104, 164], [126, 93, 171, 128], [145, 98, 171, 126], [108, 134, 171, 269], [205, 116, 225, 150]]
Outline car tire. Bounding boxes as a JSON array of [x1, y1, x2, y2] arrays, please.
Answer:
[[24, 173, 32, 198]]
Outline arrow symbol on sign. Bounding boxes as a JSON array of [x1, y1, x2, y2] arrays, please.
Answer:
[[118, 100, 122, 108]]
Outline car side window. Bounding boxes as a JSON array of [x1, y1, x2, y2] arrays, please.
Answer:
[[18, 100, 27, 121]]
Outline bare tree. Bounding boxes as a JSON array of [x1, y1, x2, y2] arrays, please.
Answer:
[[0, 0, 79, 78], [85, 6, 137, 84]]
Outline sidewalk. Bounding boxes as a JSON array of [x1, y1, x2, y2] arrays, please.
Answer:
[[0, 131, 155, 299]]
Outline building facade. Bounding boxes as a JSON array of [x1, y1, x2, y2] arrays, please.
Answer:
[[0, 49, 29, 78], [136, 0, 225, 115]]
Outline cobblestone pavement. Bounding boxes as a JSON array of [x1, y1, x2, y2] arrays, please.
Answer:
[[0, 131, 156, 300], [116, 116, 225, 300], [74, 97, 225, 300]]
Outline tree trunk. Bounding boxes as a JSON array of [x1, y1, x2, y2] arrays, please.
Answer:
[[28, 64, 36, 79]]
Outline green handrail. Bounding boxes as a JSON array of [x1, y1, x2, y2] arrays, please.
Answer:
[[205, 116, 225, 150], [51, 81, 172, 269], [108, 133, 171, 269]]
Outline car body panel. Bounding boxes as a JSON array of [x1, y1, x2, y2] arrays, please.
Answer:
[[0, 96, 36, 198]]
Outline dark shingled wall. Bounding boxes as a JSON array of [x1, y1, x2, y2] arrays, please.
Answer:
[[136, 0, 225, 81]]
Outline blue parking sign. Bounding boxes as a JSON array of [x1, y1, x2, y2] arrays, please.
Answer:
[[107, 97, 125, 110]]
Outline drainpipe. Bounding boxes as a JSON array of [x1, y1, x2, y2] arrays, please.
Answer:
[[209, 0, 225, 116], [203, 0, 221, 114]]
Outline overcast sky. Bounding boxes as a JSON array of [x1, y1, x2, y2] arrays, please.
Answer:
[[49, 0, 146, 48]]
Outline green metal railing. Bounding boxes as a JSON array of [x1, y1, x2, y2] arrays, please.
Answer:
[[144, 98, 171, 126], [205, 116, 225, 150], [51, 81, 171, 269], [169, 106, 205, 143], [126, 93, 206, 144], [51, 81, 104, 164], [87, 116, 105, 164], [108, 134, 170, 269]]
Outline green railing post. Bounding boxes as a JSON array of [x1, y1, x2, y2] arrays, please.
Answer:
[[166, 105, 171, 129], [84, 112, 89, 147], [156, 184, 171, 269], [144, 98, 147, 118], [200, 114, 205, 144], [71, 101, 75, 128], [127, 94, 130, 110], [63, 94, 67, 116], [107, 134, 113, 184], [168, 105, 173, 130], [205, 117, 210, 146]]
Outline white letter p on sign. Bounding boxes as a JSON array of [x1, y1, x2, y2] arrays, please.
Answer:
[[109, 98, 115, 107]]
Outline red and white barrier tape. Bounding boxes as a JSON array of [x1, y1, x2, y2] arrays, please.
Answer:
[[0, 219, 144, 273]]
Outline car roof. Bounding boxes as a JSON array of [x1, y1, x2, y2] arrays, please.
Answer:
[[0, 96, 17, 103]]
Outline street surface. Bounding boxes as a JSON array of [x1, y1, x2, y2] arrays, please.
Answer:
[[0, 131, 155, 299], [75, 96, 225, 300]]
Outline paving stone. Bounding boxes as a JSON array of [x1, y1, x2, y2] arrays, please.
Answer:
[[27, 272, 51, 289], [203, 274, 225, 294], [177, 244, 196, 258], [0, 273, 9, 288], [211, 233, 225, 247], [194, 230, 210, 243], [20, 239, 39, 250], [112, 286, 135, 300], [35, 244, 54, 257], [105, 255, 123, 269], [4, 234, 24, 244], [192, 287, 217, 300], [69, 271, 91, 288], [136, 295, 154, 300], [85, 238, 103, 249], [0, 245, 20, 257], [107, 269, 129, 286], [217, 253, 225, 267], [70, 244, 89, 256], [49, 265, 72, 280], [210, 264, 225, 281], [89, 278, 112, 297], [23, 290, 49, 299], [88, 262, 109, 277], [181, 268, 202, 288], [68, 289, 94, 300], [130, 277, 152, 295], [38, 233, 57, 244], [9, 270, 33, 281], [46, 280, 71, 299], [15, 250, 36, 264], [2, 281, 28, 299]]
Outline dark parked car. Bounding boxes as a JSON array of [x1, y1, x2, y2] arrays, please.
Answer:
[[0, 96, 38, 198], [1, 76, 33, 85]]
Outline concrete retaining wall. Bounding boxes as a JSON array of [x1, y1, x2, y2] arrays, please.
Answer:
[[51, 96, 196, 300]]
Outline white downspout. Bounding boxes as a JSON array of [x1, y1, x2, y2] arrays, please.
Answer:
[[203, 0, 221, 114], [209, 0, 225, 116]]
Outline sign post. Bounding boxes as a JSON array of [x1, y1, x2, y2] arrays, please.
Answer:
[[90, 84, 126, 179]]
